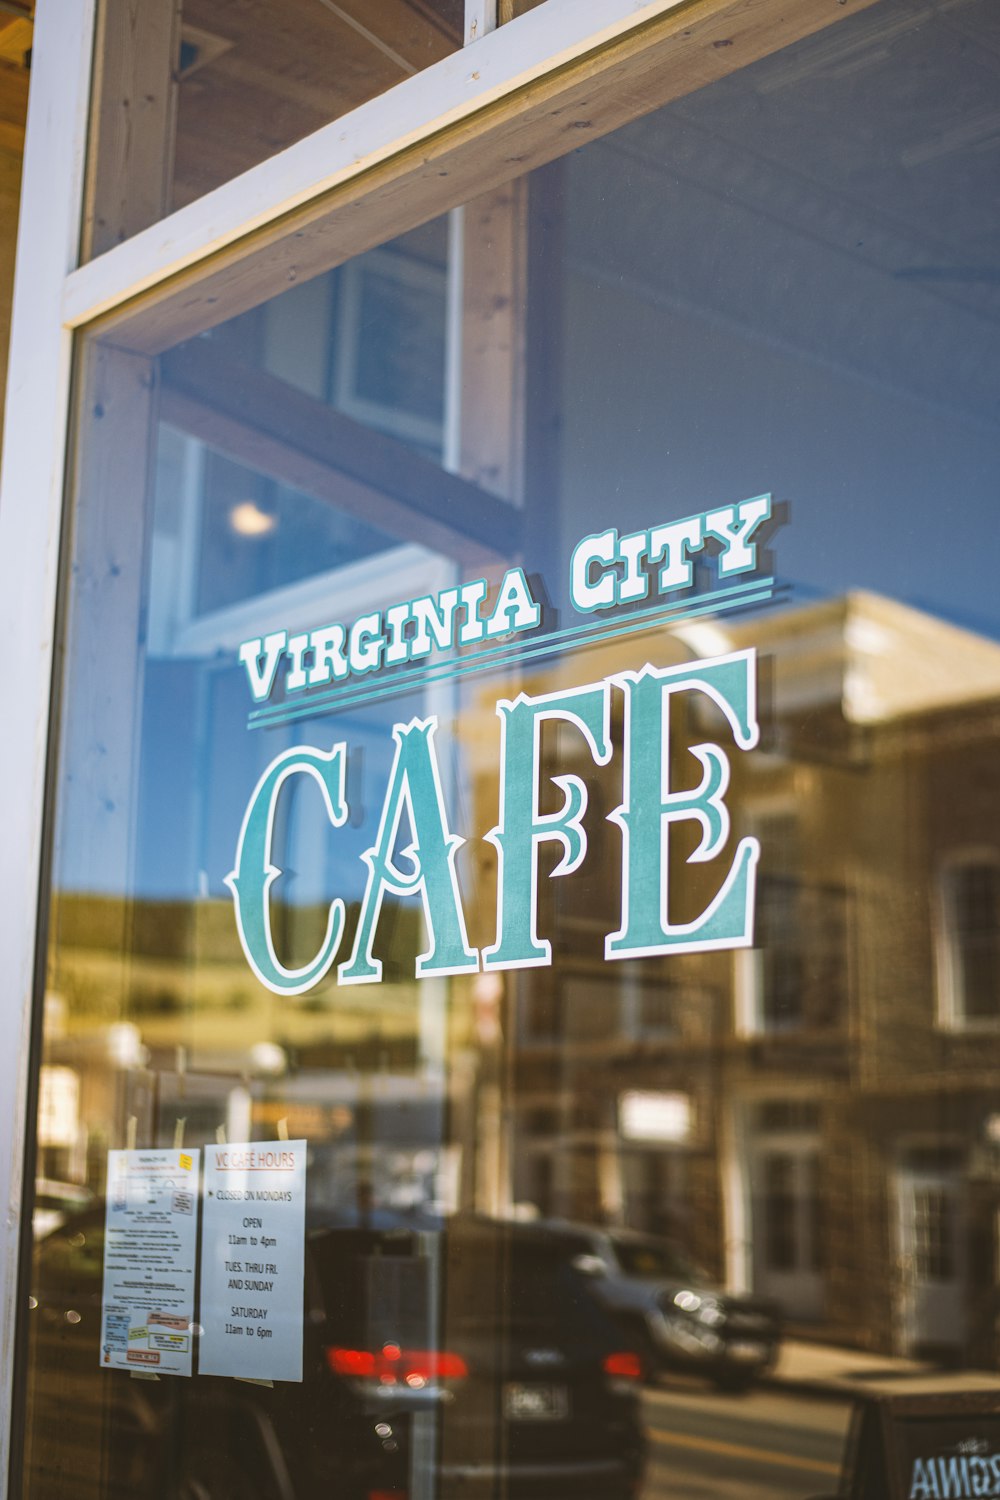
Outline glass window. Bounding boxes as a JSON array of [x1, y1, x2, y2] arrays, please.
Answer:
[[755, 874, 851, 1032], [19, 0, 1000, 1495], [85, 0, 465, 255], [763, 1155, 798, 1274], [940, 856, 1000, 1025]]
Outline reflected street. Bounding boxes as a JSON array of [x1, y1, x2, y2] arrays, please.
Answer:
[[641, 1381, 848, 1500]]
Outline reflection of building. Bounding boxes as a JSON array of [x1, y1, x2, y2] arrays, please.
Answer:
[[43, 890, 473, 1216], [6, 0, 1000, 1493], [44, 585, 1000, 1374], [505, 591, 1000, 1367], [43, 583, 1000, 1370]]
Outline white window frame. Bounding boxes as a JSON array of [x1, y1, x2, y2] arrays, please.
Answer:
[[0, 0, 879, 1483], [0, 5, 710, 1478], [935, 847, 1000, 1033], [332, 248, 449, 453]]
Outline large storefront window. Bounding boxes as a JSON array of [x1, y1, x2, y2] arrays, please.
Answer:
[[84, 0, 467, 255], [18, 0, 1000, 1496]]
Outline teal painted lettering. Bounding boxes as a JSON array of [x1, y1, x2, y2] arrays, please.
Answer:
[[483, 684, 612, 970], [908, 1459, 937, 1499], [238, 631, 287, 703], [339, 718, 478, 984], [968, 1457, 991, 1497], [607, 651, 760, 959], [411, 588, 460, 658], [226, 744, 348, 995], [485, 567, 541, 636], [704, 493, 771, 576], [570, 529, 616, 612], [936, 1457, 966, 1498]]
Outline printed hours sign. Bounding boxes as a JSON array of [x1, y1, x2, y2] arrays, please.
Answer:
[[200, 1141, 308, 1383]]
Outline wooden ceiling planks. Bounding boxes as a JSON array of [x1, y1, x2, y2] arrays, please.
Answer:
[[0, 12, 30, 156], [172, 0, 461, 208], [99, 0, 883, 356]]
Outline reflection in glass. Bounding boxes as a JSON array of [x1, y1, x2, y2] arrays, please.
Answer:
[[87, 0, 464, 253], [22, 1, 1000, 1497]]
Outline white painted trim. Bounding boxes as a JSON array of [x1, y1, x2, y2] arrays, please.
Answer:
[[62, 0, 692, 330], [443, 207, 466, 475], [720, 1097, 751, 1294], [0, 0, 98, 1490], [732, 947, 758, 1038], [934, 846, 1000, 1033], [332, 249, 447, 451], [465, 0, 498, 45]]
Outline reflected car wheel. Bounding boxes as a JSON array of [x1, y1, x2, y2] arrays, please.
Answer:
[[173, 1455, 271, 1500]]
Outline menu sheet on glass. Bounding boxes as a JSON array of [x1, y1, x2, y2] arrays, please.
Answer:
[[100, 1148, 199, 1376], [198, 1140, 307, 1382]]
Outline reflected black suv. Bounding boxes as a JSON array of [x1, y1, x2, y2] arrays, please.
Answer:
[[294, 1216, 647, 1500], [28, 1208, 646, 1500], [538, 1221, 782, 1392]]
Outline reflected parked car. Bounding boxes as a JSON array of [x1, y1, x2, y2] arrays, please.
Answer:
[[539, 1221, 782, 1392], [294, 1215, 647, 1500], [27, 1206, 646, 1500]]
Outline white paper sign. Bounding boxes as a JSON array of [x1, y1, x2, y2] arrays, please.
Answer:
[[199, 1140, 307, 1382], [100, 1148, 199, 1376]]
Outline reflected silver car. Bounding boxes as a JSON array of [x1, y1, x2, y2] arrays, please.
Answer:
[[540, 1222, 782, 1392]]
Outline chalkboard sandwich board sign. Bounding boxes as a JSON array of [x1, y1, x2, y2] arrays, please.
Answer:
[[811, 1390, 1000, 1500]]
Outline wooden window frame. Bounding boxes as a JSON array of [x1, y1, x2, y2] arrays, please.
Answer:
[[0, 0, 880, 1487]]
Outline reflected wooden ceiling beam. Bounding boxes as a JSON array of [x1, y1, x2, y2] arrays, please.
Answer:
[[0, 54, 28, 154], [160, 342, 521, 568], [98, 0, 881, 355], [314, 0, 458, 72]]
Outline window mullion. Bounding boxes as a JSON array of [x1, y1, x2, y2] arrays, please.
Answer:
[[0, 1, 100, 1494], [61, 0, 700, 336], [465, 0, 498, 44]]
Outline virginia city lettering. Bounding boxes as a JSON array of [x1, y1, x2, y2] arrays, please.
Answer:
[[227, 495, 774, 994], [236, 496, 771, 703]]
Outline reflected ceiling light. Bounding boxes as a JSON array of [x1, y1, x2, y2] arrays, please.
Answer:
[[230, 500, 277, 536], [106, 1022, 147, 1069], [248, 1041, 288, 1076]]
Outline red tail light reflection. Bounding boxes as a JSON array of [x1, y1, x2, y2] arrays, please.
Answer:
[[602, 1351, 643, 1380], [327, 1346, 469, 1385]]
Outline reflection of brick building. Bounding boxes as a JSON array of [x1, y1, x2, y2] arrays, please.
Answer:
[[42, 588, 1000, 1368], [506, 590, 1000, 1367]]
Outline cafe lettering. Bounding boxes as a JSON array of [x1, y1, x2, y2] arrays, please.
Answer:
[[227, 650, 760, 994]]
